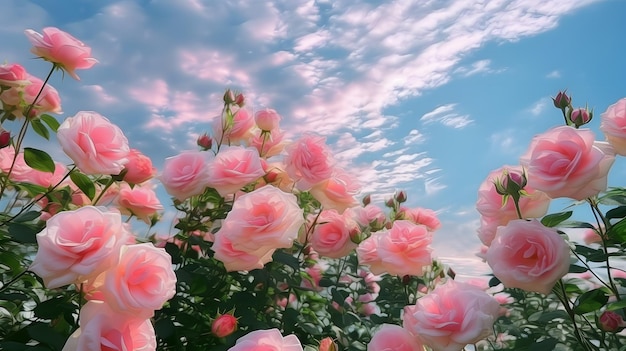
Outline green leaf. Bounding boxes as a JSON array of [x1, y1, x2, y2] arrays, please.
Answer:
[[574, 245, 608, 262], [23, 147, 55, 173], [606, 206, 626, 220], [573, 288, 609, 314], [541, 211, 573, 227], [30, 118, 50, 140], [273, 250, 300, 271], [607, 218, 626, 243], [8, 222, 42, 243], [529, 338, 559, 351], [40, 114, 60, 132], [26, 322, 66, 350], [606, 299, 626, 311], [568, 264, 588, 273], [69, 170, 95, 200], [488, 276, 501, 287], [13, 211, 42, 223]]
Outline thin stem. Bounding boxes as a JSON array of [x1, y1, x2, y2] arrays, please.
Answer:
[[555, 280, 594, 351], [0, 269, 29, 293], [588, 199, 620, 300]]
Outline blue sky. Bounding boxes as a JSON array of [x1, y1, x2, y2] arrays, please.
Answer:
[[2, 0, 625, 278]]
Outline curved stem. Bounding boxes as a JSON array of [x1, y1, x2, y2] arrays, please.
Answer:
[[0, 269, 29, 293], [554, 280, 594, 351], [588, 200, 620, 300]]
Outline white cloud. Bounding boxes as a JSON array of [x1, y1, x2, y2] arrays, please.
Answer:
[[547, 70, 561, 78], [529, 97, 550, 116], [421, 104, 473, 128]]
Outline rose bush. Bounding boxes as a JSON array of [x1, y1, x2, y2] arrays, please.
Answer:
[[2, 27, 626, 351]]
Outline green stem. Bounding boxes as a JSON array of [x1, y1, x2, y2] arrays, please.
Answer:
[[588, 199, 620, 300], [555, 280, 594, 351], [0, 269, 29, 293]]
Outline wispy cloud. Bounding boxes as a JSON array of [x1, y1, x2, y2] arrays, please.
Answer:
[[546, 70, 561, 78], [529, 97, 550, 116], [421, 104, 473, 128]]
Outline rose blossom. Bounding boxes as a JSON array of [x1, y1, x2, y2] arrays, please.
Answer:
[[212, 313, 238, 338], [101, 243, 176, 318], [403, 280, 500, 351], [398, 206, 441, 231], [0, 74, 62, 118], [255, 108, 282, 131], [376, 220, 432, 277], [160, 150, 212, 201], [123, 148, 156, 184], [309, 169, 360, 214], [600, 97, 626, 155], [30, 206, 132, 288], [62, 301, 155, 351], [367, 324, 423, 351], [0, 63, 29, 87], [284, 133, 335, 190], [206, 146, 265, 196], [598, 310, 626, 332], [319, 337, 337, 351], [519, 126, 614, 200], [486, 219, 571, 294], [227, 329, 303, 351], [115, 183, 163, 224], [213, 185, 304, 271], [251, 128, 288, 157], [357, 235, 386, 275], [309, 209, 358, 259], [57, 111, 130, 175], [349, 204, 387, 230], [213, 107, 256, 146], [476, 165, 550, 220], [24, 27, 98, 80]]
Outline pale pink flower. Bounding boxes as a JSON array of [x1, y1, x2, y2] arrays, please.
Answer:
[[30, 206, 132, 288], [403, 280, 500, 351], [213, 185, 304, 271], [319, 337, 337, 351], [582, 227, 604, 245], [284, 133, 335, 190], [0, 63, 29, 87], [101, 243, 176, 318], [57, 111, 129, 175], [520, 126, 615, 200], [310, 169, 360, 214], [160, 150, 212, 201], [398, 207, 441, 231], [212, 234, 271, 272], [349, 204, 387, 229], [310, 209, 358, 258], [25, 27, 98, 80], [255, 108, 282, 131], [251, 128, 288, 157], [123, 148, 156, 184], [600, 97, 626, 155], [207, 146, 265, 196], [376, 220, 432, 277], [62, 301, 155, 351], [357, 235, 386, 275], [476, 216, 500, 247], [228, 329, 303, 351], [214, 107, 256, 146], [115, 183, 163, 224], [367, 324, 423, 351], [0, 74, 62, 117], [486, 219, 571, 294]]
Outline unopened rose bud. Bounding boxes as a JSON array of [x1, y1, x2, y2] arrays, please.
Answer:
[[385, 197, 395, 208], [255, 108, 281, 132], [234, 93, 245, 107], [494, 168, 527, 197], [395, 190, 407, 203], [349, 226, 363, 244], [402, 275, 411, 285], [362, 194, 371, 206], [319, 337, 337, 351], [552, 90, 571, 110], [197, 133, 212, 150], [569, 107, 592, 128], [223, 89, 235, 105], [598, 310, 626, 333], [0, 130, 10, 149], [211, 313, 238, 338]]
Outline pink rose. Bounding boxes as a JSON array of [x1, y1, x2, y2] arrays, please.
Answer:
[[309, 169, 360, 214], [207, 146, 265, 196], [123, 148, 156, 184], [227, 329, 303, 351], [403, 280, 500, 351], [212, 234, 271, 272], [160, 150, 212, 201], [0, 63, 29, 87], [57, 111, 130, 175], [213, 185, 304, 270], [255, 108, 282, 131], [115, 183, 163, 224], [367, 324, 423, 351], [319, 337, 337, 351], [476, 216, 500, 247], [357, 235, 386, 275], [310, 209, 358, 258], [30, 206, 132, 288], [376, 220, 432, 277], [486, 219, 571, 294], [213, 107, 256, 146], [0, 74, 62, 118], [212, 313, 238, 338], [62, 301, 155, 351], [349, 204, 387, 230], [24, 27, 98, 80], [476, 165, 551, 219], [284, 133, 335, 190], [101, 243, 177, 318], [251, 128, 288, 157], [600, 97, 626, 155], [598, 310, 626, 333], [398, 207, 441, 231], [519, 126, 614, 200]]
